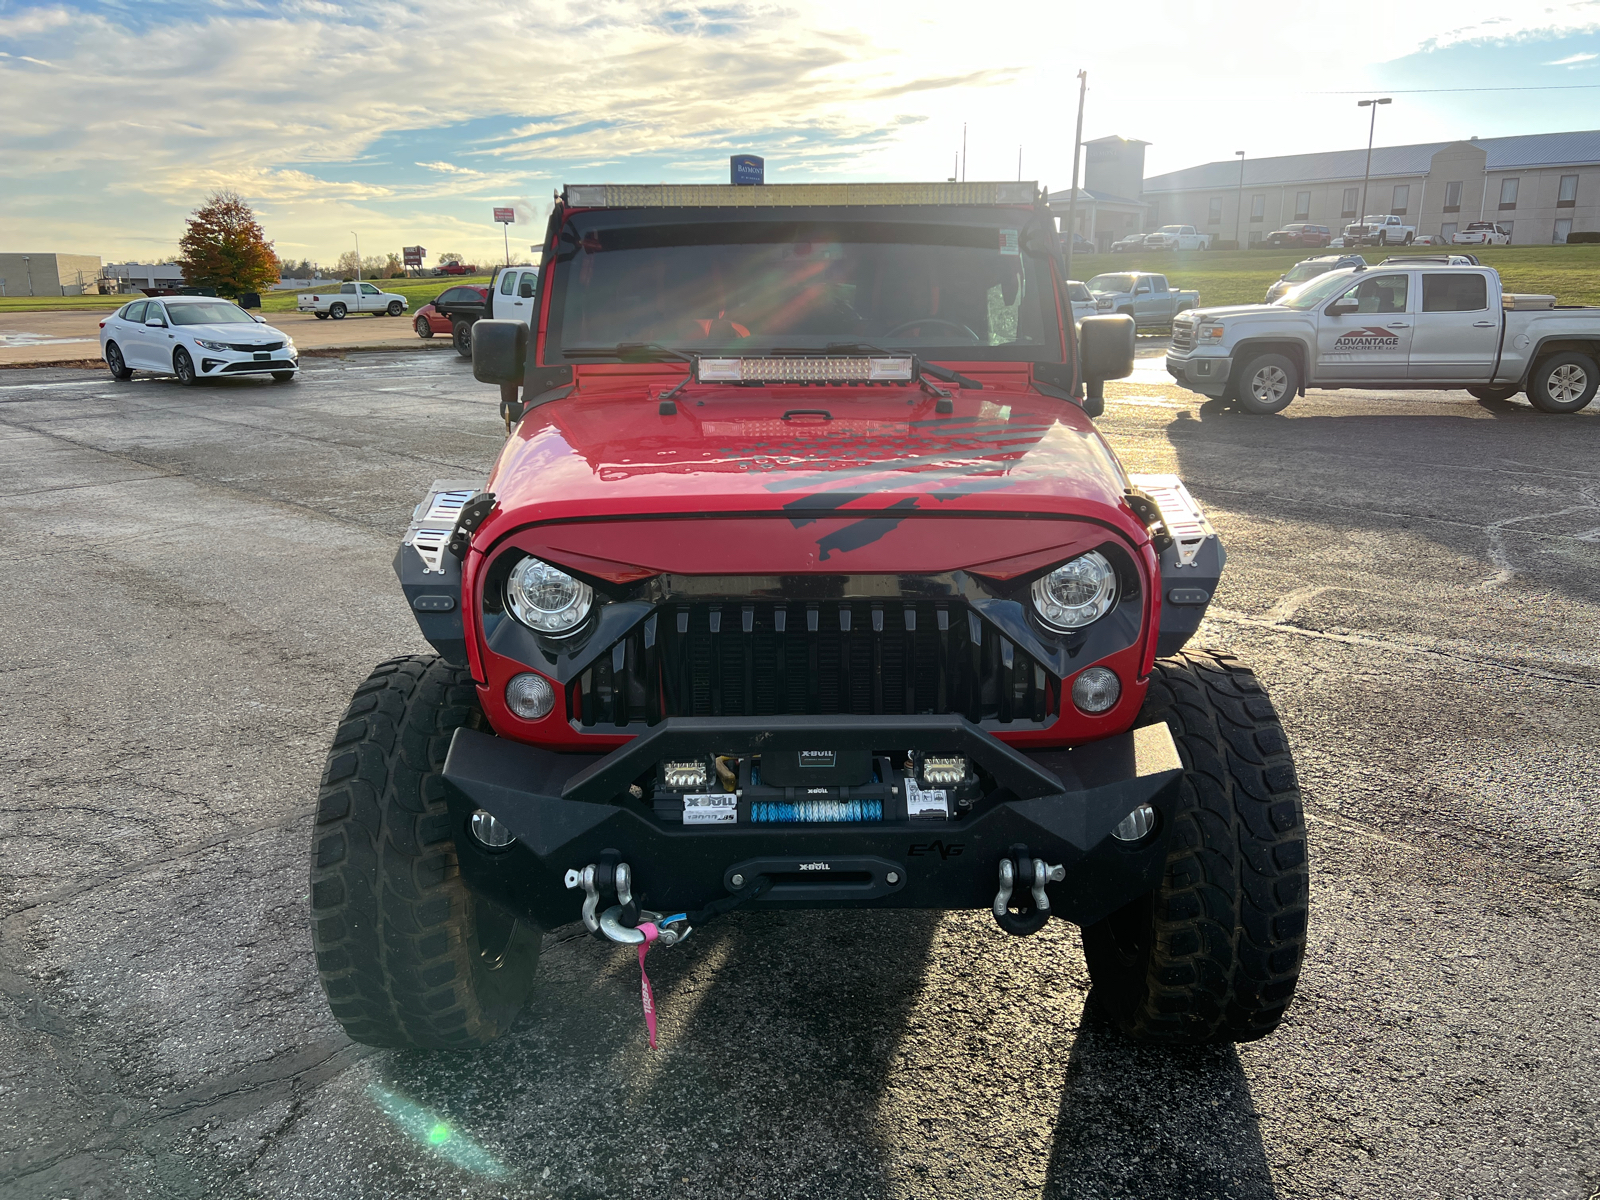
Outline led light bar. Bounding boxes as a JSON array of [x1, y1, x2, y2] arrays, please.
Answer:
[[696, 356, 915, 383], [563, 182, 1039, 209]]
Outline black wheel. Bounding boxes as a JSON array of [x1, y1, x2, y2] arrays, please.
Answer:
[[415, 316, 434, 339], [1081, 650, 1308, 1044], [272, 371, 296, 383], [1403, 232, 1414, 245], [1377, 232, 1388, 246], [329, 302, 347, 320], [173, 347, 198, 386], [310, 655, 540, 1048], [105, 341, 133, 381], [315, 311, 330, 320], [452, 318, 474, 359], [1466, 385, 1519, 402], [1527, 352, 1598, 413], [387, 300, 404, 316], [1232, 351, 1298, 414]]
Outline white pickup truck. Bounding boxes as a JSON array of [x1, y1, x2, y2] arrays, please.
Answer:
[[1165, 264, 1600, 414], [296, 281, 410, 320], [1144, 225, 1212, 251], [1342, 214, 1415, 246]]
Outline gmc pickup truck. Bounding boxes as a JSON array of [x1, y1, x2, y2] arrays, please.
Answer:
[[1166, 264, 1600, 414], [1342, 214, 1415, 247], [1086, 272, 1200, 331], [296, 281, 409, 320], [1142, 225, 1211, 252]]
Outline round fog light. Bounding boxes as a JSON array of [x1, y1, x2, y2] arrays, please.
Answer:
[[1111, 803, 1157, 842], [470, 808, 515, 849], [505, 672, 555, 719], [1071, 666, 1121, 714]]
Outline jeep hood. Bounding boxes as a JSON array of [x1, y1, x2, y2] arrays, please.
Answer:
[[475, 368, 1148, 576]]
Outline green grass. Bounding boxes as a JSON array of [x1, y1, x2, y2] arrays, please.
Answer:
[[257, 275, 495, 313], [1079, 245, 1600, 307], [0, 275, 495, 315]]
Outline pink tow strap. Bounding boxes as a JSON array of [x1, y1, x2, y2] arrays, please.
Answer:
[[635, 922, 660, 1048]]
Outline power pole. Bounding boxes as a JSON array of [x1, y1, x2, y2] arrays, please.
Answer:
[[351, 232, 361, 282], [1063, 70, 1087, 287], [1234, 151, 1246, 248], [1357, 97, 1392, 243], [962, 123, 967, 182]]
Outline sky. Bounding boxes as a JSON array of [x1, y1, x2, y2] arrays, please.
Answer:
[[4, 0, 1600, 269]]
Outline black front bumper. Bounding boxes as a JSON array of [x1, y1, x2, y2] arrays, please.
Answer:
[[443, 716, 1184, 930]]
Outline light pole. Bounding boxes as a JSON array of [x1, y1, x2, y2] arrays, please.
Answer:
[[24, 255, 34, 297], [351, 232, 361, 282], [1357, 98, 1392, 242], [1063, 69, 1087, 287], [1234, 151, 1246, 248]]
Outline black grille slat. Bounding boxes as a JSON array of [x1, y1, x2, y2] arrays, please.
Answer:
[[571, 599, 1053, 729]]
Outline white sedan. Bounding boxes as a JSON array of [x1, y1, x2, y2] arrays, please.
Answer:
[[99, 296, 299, 385]]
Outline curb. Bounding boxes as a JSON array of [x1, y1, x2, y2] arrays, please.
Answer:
[[0, 340, 459, 371]]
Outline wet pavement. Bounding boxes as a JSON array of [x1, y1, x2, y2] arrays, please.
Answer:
[[1, 352, 1596, 1199]]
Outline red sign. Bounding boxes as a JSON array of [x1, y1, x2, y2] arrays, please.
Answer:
[[402, 246, 425, 266], [493, 208, 516, 224]]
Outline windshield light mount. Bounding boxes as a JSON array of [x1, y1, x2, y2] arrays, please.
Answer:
[[695, 355, 915, 384]]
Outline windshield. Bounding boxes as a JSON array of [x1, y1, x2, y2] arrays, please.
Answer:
[[546, 209, 1061, 361], [1157, 226, 1183, 234], [1087, 273, 1137, 293], [1279, 270, 1358, 310], [167, 302, 256, 325], [1284, 261, 1333, 282]]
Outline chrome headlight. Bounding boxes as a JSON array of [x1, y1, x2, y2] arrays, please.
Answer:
[[1197, 322, 1227, 343], [195, 338, 231, 351], [505, 556, 592, 636], [1031, 550, 1118, 630]]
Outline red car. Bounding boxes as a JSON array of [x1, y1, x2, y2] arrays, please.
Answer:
[[309, 181, 1308, 1054], [1264, 223, 1332, 249], [413, 285, 488, 338]]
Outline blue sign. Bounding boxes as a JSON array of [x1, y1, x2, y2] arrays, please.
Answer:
[[730, 154, 764, 186]]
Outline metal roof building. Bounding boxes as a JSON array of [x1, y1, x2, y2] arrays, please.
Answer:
[[1139, 129, 1600, 246]]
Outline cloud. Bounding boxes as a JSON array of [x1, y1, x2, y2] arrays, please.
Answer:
[[1546, 51, 1599, 65], [8, 0, 1600, 263]]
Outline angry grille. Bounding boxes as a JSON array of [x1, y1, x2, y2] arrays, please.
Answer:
[[573, 600, 1053, 729]]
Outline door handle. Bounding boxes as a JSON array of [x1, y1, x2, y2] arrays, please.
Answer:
[[1472, 321, 1496, 327], [1387, 322, 1410, 328]]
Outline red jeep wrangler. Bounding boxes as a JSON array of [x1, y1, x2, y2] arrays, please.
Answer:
[[310, 182, 1307, 1050]]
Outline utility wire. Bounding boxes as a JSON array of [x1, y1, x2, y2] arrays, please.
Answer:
[[1311, 83, 1600, 94]]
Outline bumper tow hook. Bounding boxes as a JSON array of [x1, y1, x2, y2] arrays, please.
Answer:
[[992, 846, 1065, 937]]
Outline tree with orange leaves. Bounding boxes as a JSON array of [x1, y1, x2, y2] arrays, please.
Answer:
[[175, 191, 279, 297]]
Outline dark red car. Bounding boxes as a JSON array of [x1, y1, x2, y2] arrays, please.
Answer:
[[413, 285, 488, 338], [1264, 223, 1332, 248], [308, 181, 1309, 1055]]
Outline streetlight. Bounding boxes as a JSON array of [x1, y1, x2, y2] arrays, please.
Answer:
[[351, 231, 361, 282], [23, 255, 34, 297], [1234, 151, 1246, 248], [1357, 98, 1392, 243]]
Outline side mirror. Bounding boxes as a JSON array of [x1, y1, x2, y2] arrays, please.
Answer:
[[471, 318, 528, 385], [145, 318, 164, 327], [1080, 313, 1135, 383], [1326, 301, 1358, 317], [1134, 286, 1150, 295], [518, 281, 535, 299], [254, 315, 268, 323]]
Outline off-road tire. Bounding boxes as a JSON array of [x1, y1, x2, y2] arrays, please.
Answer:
[[310, 654, 540, 1048], [452, 318, 474, 359], [105, 342, 133, 380], [1467, 385, 1519, 402], [173, 347, 197, 386], [1527, 351, 1598, 413], [330, 302, 347, 319], [415, 315, 434, 338], [387, 300, 404, 316], [1232, 351, 1298, 414], [1081, 649, 1308, 1044]]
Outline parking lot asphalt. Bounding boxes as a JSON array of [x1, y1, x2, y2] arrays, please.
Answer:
[[1, 353, 1596, 1200]]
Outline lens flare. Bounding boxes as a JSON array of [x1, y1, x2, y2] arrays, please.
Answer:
[[366, 1084, 508, 1179]]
